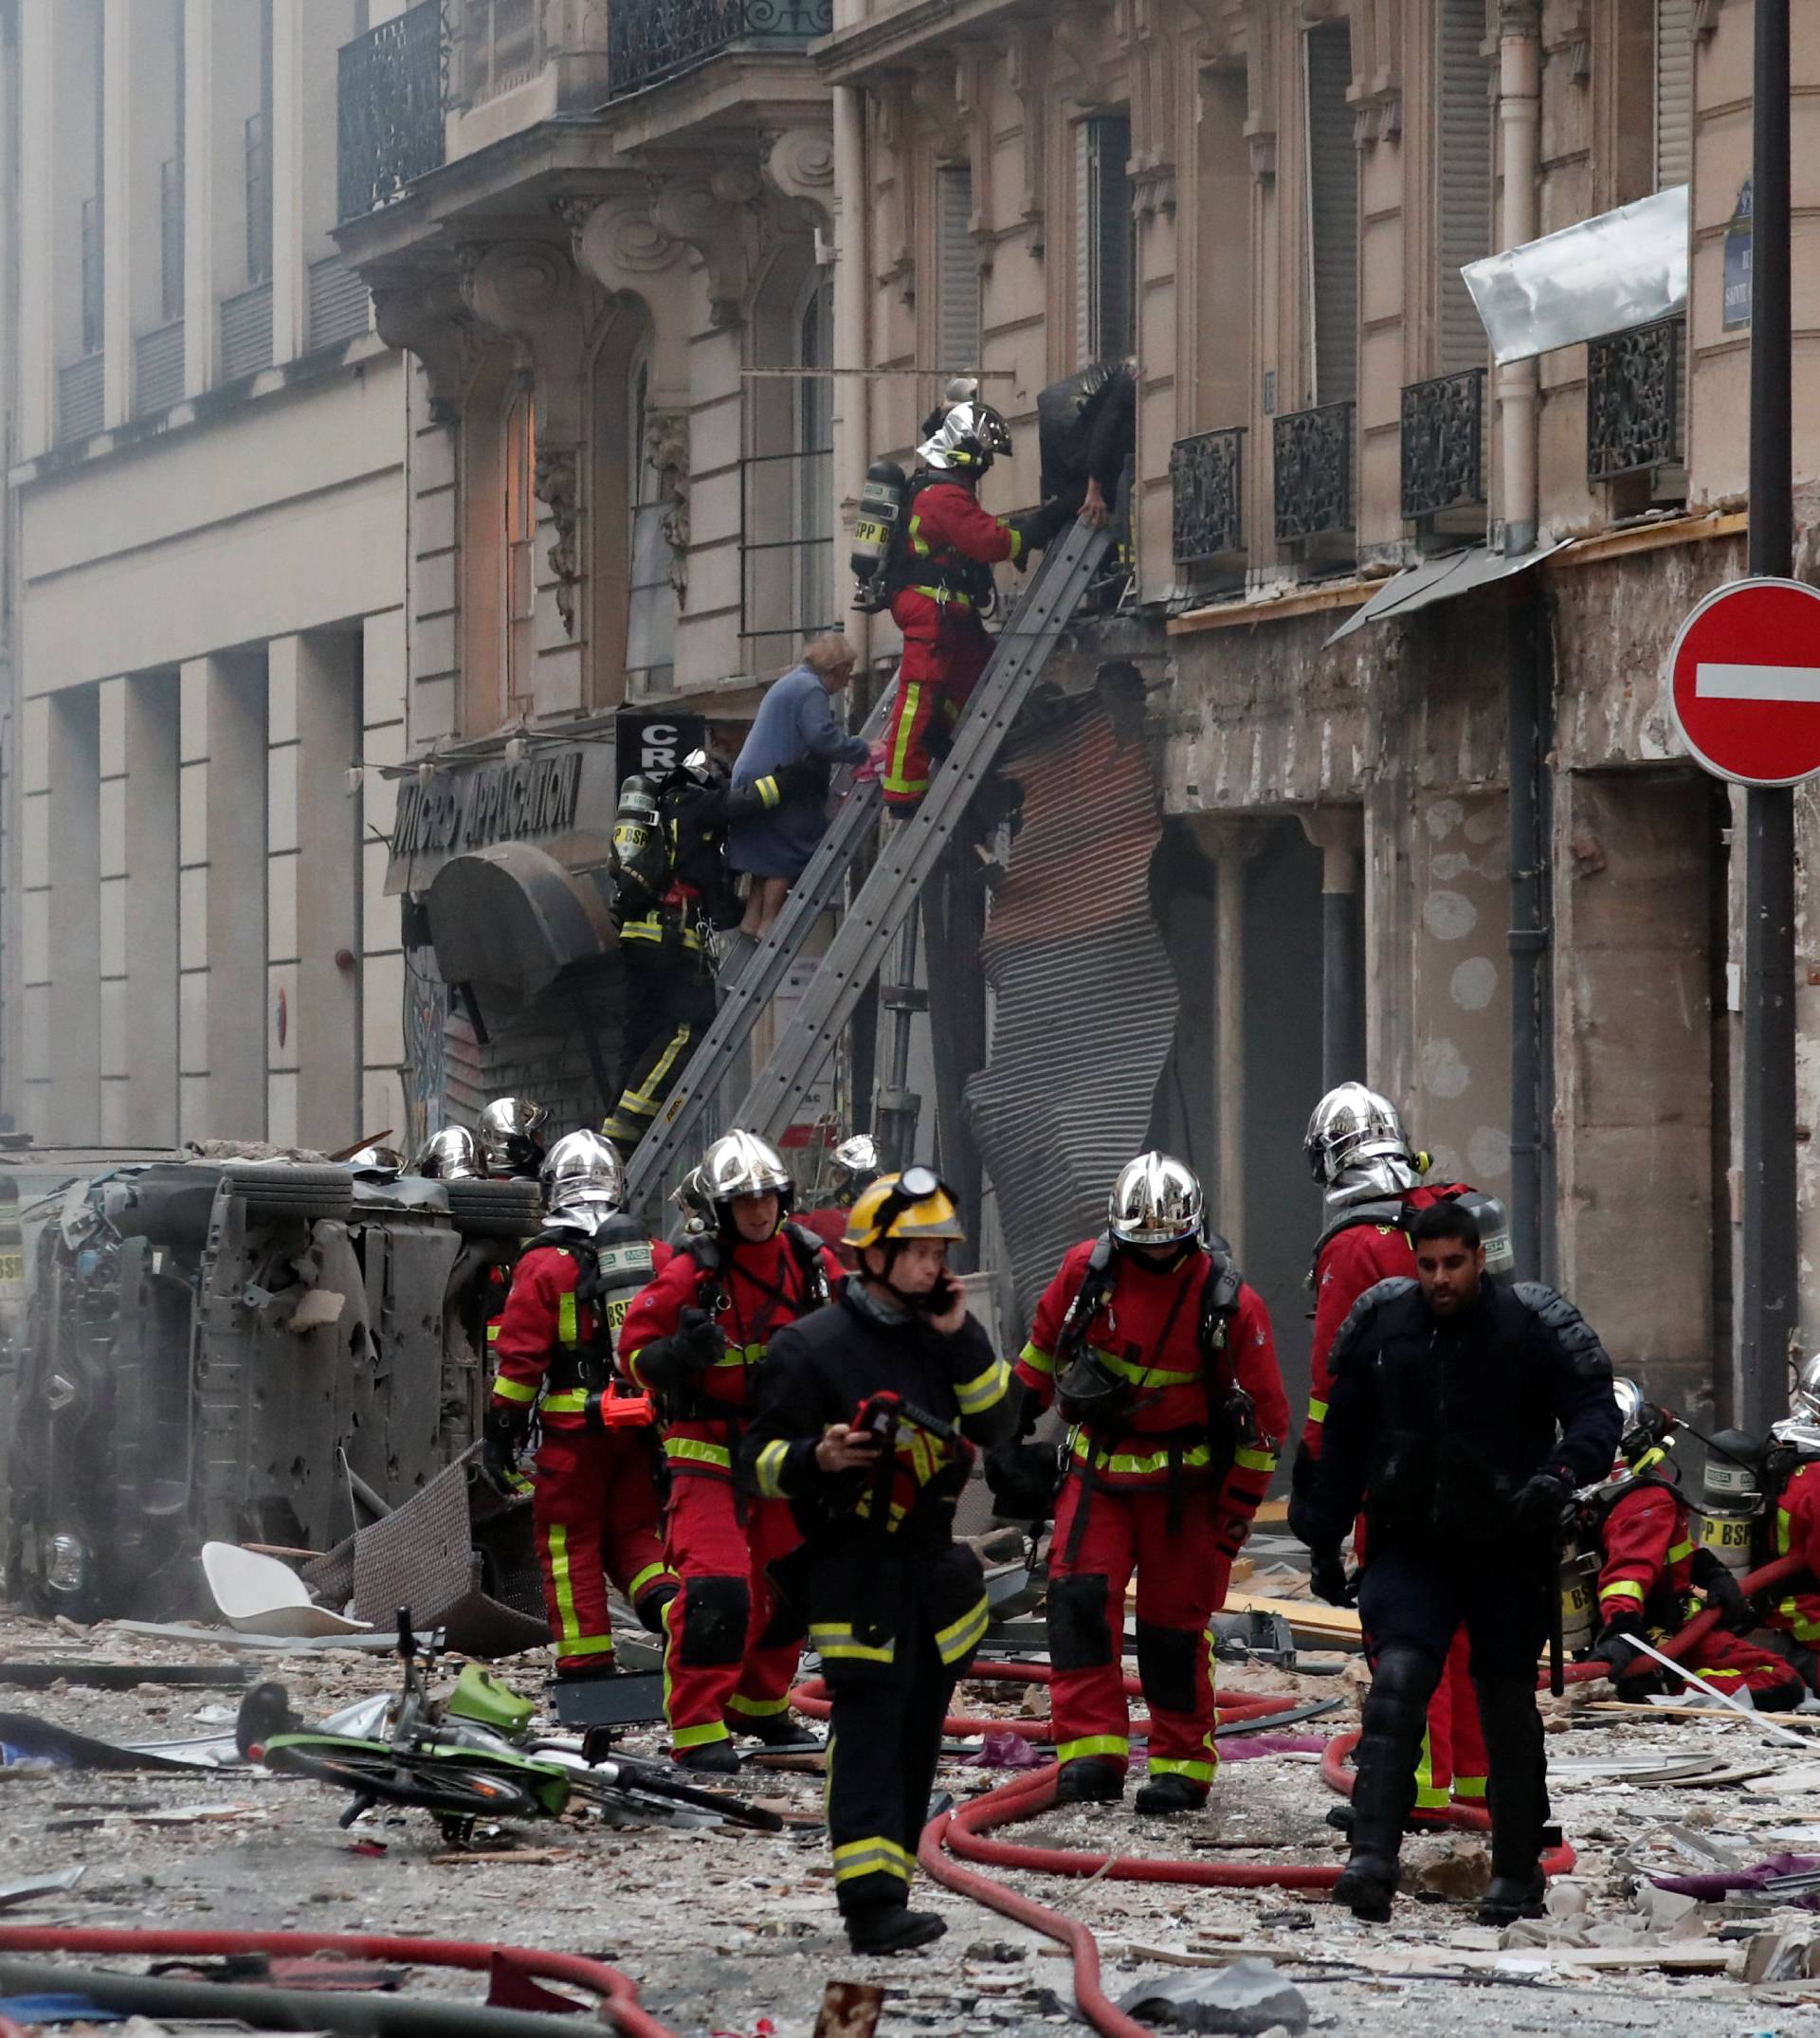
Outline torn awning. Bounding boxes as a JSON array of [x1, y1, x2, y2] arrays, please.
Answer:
[[424, 841, 614, 1004], [1323, 539, 1571, 647]]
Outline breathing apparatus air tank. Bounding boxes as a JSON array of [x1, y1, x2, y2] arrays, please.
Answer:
[[1689, 1427, 1764, 1578], [850, 460, 908, 612], [1455, 1188, 1515, 1276]]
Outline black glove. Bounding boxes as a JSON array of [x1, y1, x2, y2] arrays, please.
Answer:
[[772, 758, 828, 801], [984, 1440, 1062, 1523], [639, 1307, 725, 1393], [1691, 1548, 1756, 1634], [480, 1403, 531, 1497], [1592, 1612, 1647, 1681], [1309, 1547, 1356, 1608], [1013, 496, 1075, 554], [1510, 1467, 1575, 1538]]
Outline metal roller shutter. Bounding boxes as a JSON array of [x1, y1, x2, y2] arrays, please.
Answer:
[[1655, 0, 1695, 191], [937, 165, 981, 374], [1437, 0, 1492, 374]]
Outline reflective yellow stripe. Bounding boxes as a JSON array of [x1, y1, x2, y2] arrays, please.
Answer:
[[1008, 527, 1025, 562], [726, 1691, 792, 1718], [1600, 1579, 1647, 1606], [542, 1389, 589, 1414], [1667, 1540, 1696, 1565], [1018, 1342, 1055, 1378], [883, 681, 926, 796], [557, 1292, 579, 1347], [627, 1562, 669, 1603], [810, 1622, 896, 1664], [610, 1024, 695, 1125], [713, 1341, 766, 1369], [1147, 1756, 1216, 1786], [1056, 1735, 1128, 1765], [486, 1322, 500, 1345], [1068, 1434, 1215, 1478], [549, 1524, 581, 1650], [619, 919, 706, 953], [754, 1439, 791, 1499], [934, 1594, 990, 1665], [1305, 1396, 1328, 1424], [491, 1376, 537, 1405], [954, 1357, 1010, 1417], [665, 1436, 734, 1471], [755, 775, 782, 808], [832, 1838, 911, 1883], [1413, 1724, 1447, 1809], [908, 515, 928, 556], [1086, 1343, 1199, 1391], [672, 1720, 732, 1749], [556, 1633, 617, 1659], [1777, 1593, 1820, 1643], [1451, 1774, 1488, 1802], [906, 584, 973, 609], [1233, 1446, 1277, 1473]]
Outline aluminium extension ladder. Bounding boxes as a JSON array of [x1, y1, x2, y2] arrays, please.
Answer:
[[624, 515, 1113, 1213]]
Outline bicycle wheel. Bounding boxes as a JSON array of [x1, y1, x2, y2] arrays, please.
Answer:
[[570, 1760, 783, 1832], [264, 1742, 545, 1822]]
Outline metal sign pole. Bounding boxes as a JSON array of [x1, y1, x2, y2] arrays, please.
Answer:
[[1740, 0, 1795, 1433]]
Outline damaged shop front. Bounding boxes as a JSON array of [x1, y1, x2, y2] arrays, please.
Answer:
[[386, 714, 703, 1145]]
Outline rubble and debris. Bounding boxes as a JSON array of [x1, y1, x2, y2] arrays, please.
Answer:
[[199, 1543, 371, 1641]]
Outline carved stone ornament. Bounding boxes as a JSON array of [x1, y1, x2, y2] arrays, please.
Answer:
[[535, 444, 582, 636], [763, 127, 837, 227], [645, 409, 691, 605], [371, 269, 479, 426]]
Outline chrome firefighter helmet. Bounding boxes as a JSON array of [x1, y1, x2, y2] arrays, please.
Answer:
[[701, 1130, 792, 1228], [1108, 1152, 1204, 1247], [414, 1125, 480, 1181], [539, 1130, 626, 1223], [478, 1096, 550, 1178], [831, 1133, 881, 1198], [1304, 1083, 1421, 1195], [1793, 1354, 1820, 1422], [678, 747, 727, 792], [918, 400, 1013, 476], [347, 1143, 404, 1181], [1612, 1377, 1673, 1468]]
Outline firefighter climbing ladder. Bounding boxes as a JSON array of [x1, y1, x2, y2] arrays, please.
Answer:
[[625, 516, 1113, 1211]]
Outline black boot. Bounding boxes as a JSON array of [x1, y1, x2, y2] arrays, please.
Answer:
[[739, 1711, 821, 1750], [1134, 1773, 1207, 1815], [1332, 1645, 1443, 1924], [846, 1905, 947, 1955], [675, 1738, 741, 1775], [1473, 1672, 1550, 1924], [1054, 1756, 1124, 1804]]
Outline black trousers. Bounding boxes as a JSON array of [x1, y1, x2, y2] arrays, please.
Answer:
[[825, 1619, 955, 1919], [603, 947, 716, 1150], [1357, 1545, 1551, 1680]]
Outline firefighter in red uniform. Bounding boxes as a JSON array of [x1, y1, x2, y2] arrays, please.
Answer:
[[1756, 1367, 1820, 1687], [880, 403, 1069, 809], [1587, 1380, 1801, 1707], [1006, 1152, 1288, 1813], [482, 1131, 676, 1683], [1292, 1083, 1490, 1822], [622, 1131, 846, 1772]]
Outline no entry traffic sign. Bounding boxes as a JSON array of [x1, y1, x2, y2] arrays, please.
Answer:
[[1666, 575, 1820, 787]]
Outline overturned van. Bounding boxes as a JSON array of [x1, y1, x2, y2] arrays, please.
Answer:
[[4, 1152, 537, 1622]]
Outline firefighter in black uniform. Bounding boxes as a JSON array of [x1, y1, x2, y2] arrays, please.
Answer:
[[1290, 1202, 1619, 1928], [743, 1170, 1015, 1955], [604, 750, 817, 1153]]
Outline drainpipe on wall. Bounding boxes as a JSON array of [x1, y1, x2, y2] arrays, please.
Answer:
[[1300, 810, 1364, 1090], [831, 84, 871, 679], [1499, 4, 1550, 1279]]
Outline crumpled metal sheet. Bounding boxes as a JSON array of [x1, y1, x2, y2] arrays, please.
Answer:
[[965, 703, 1175, 1323]]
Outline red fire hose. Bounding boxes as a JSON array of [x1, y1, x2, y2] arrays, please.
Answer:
[[0, 1929, 673, 2038]]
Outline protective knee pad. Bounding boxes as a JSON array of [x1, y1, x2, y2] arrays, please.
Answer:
[[1365, 1644, 1445, 1737], [634, 1582, 678, 1637], [1135, 1620, 1200, 1716], [1048, 1574, 1115, 1672], [678, 1574, 749, 1665]]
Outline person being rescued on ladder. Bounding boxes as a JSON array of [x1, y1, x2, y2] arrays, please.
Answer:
[[879, 403, 1072, 810], [998, 1152, 1289, 1813], [620, 1131, 845, 1771], [482, 1130, 677, 1683], [1586, 1380, 1802, 1709]]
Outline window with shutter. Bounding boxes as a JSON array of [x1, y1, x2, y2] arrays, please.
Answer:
[[1303, 23, 1356, 408], [1654, 0, 1694, 191], [1435, 0, 1491, 375], [1074, 116, 1134, 367], [937, 166, 981, 374]]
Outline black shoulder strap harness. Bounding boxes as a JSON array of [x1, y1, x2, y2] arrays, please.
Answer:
[[1308, 1188, 1465, 1289], [682, 1222, 832, 1320]]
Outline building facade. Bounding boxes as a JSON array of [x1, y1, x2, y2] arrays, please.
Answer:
[[1, 0, 410, 1155], [325, 0, 1815, 1425]]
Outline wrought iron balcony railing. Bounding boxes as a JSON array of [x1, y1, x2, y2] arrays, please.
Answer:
[[609, 0, 833, 99], [1587, 316, 1684, 483], [1169, 428, 1245, 565], [1273, 401, 1354, 545], [337, 1, 446, 223], [1400, 368, 1484, 521]]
